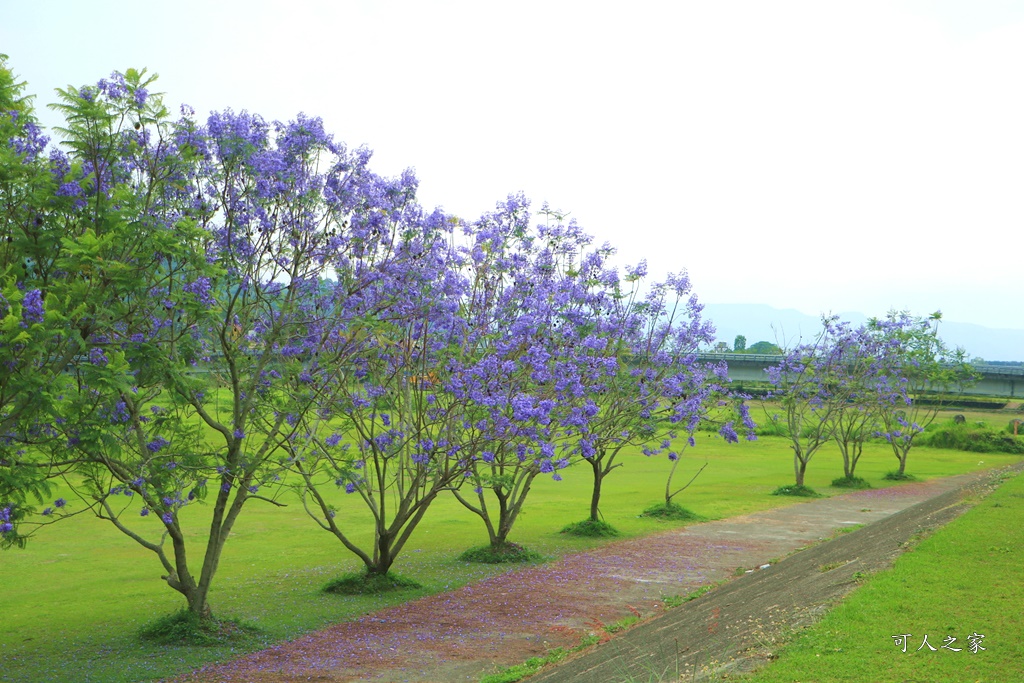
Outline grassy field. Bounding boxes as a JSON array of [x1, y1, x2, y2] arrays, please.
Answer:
[[0, 431, 1019, 683], [740, 466, 1024, 683]]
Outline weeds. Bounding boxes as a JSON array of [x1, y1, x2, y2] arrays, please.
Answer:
[[458, 543, 545, 564], [480, 633, 601, 683], [322, 571, 422, 595], [640, 502, 705, 521], [560, 519, 619, 537], [138, 610, 262, 647], [770, 484, 821, 497], [830, 476, 871, 489]]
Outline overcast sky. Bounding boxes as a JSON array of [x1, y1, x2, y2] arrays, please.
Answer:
[[3, 1, 1023, 330]]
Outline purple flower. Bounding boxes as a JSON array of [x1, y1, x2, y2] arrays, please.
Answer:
[[325, 433, 341, 447], [233, 428, 245, 439], [146, 436, 169, 453], [42, 507, 53, 516], [345, 482, 357, 494], [22, 289, 44, 325], [0, 522, 12, 533], [248, 485, 259, 494], [140, 507, 150, 517], [89, 348, 109, 366], [719, 422, 738, 443], [162, 512, 173, 524], [54, 498, 66, 508]]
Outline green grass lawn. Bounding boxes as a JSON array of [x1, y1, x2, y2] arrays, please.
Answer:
[[739, 467, 1024, 683], [0, 435, 1018, 683]]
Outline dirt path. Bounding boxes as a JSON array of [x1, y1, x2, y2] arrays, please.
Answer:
[[178, 466, 1018, 683]]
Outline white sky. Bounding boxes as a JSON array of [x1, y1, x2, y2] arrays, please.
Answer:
[[3, 0, 1023, 330]]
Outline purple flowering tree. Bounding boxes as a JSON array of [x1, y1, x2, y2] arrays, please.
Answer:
[[447, 198, 608, 558], [0, 58, 58, 546], [0, 63, 192, 548], [765, 317, 854, 492], [563, 265, 753, 531], [286, 193, 480, 582], [867, 311, 977, 479], [814, 322, 903, 485], [37, 68, 431, 624]]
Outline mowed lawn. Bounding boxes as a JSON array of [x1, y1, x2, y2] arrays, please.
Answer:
[[0, 433, 1018, 683]]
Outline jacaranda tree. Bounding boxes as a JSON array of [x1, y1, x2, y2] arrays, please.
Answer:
[[766, 316, 857, 491], [288, 186, 482, 581], [564, 264, 753, 530], [448, 197, 609, 558], [35, 66, 435, 621], [867, 311, 977, 479], [0, 62, 193, 548]]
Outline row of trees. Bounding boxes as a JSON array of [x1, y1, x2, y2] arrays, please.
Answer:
[[765, 313, 976, 490], [0, 62, 751, 622]]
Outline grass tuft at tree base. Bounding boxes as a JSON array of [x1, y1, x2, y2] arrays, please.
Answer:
[[771, 484, 821, 497], [830, 476, 872, 489], [640, 501, 706, 521], [560, 519, 619, 537], [138, 610, 262, 647], [883, 471, 917, 481], [322, 571, 422, 595], [458, 542, 545, 564]]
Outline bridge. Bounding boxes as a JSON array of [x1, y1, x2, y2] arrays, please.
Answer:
[[696, 353, 1024, 399]]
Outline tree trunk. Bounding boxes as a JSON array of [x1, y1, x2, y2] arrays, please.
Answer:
[[589, 459, 603, 522], [794, 456, 806, 487], [367, 531, 395, 575], [186, 587, 212, 620]]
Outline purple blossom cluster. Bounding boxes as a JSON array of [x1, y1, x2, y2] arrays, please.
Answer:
[[0, 61, 766, 616]]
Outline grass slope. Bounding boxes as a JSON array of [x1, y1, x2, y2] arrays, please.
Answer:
[[741, 468, 1024, 682]]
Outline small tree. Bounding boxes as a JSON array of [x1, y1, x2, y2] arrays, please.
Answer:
[[290, 178, 482, 581], [449, 198, 607, 557], [734, 334, 746, 352], [868, 311, 977, 479], [563, 267, 752, 530], [43, 72, 413, 622], [819, 323, 895, 485], [766, 318, 852, 492]]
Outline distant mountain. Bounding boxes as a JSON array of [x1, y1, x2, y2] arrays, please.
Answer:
[[702, 304, 1024, 362]]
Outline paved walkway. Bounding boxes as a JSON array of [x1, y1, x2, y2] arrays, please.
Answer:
[[181, 469, 1006, 683]]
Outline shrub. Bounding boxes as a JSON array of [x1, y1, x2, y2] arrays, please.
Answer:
[[560, 520, 619, 537], [322, 571, 422, 595], [831, 476, 871, 489], [918, 420, 1024, 454], [640, 502, 705, 521], [138, 610, 261, 647], [458, 543, 545, 564], [771, 484, 821, 497]]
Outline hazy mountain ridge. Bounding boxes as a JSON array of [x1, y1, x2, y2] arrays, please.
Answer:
[[702, 304, 1024, 362]]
